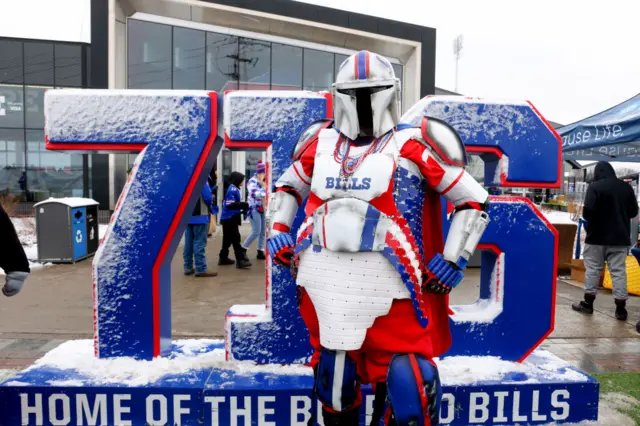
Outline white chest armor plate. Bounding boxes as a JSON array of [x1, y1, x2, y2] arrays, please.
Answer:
[[310, 129, 396, 202], [297, 129, 413, 351]]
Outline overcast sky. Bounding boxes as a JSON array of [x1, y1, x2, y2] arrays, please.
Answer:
[[297, 0, 640, 125], [1, 0, 637, 125], [0, 0, 90, 44]]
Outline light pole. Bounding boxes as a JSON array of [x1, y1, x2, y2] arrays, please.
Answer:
[[453, 35, 464, 93]]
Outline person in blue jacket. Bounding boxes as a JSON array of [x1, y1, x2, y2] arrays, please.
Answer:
[[183, 181, 217, 277], [219, 171, 252, 269]]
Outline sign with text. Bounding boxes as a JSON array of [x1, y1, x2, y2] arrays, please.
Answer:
[[1, 359, 597, 426]]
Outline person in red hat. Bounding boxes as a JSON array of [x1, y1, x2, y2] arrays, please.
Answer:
[[242, 161, 267, 259]]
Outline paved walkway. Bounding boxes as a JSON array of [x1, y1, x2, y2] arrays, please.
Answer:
[[0, 227, 639, 372]]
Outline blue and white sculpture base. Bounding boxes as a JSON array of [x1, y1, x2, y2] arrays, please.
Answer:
[[0, 340, 598, 425]]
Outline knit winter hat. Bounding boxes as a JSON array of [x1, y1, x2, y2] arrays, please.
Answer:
[[256, 161, 266, 174]]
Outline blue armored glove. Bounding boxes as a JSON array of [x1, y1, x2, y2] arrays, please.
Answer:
[[422, 254, 464, 294], [268, 233, 295, 267]]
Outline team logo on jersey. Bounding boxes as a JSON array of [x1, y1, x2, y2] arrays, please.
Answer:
[[325, 177, 371, 190]]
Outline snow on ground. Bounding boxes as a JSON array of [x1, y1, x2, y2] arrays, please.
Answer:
[[593, 393, 639, 426], [98, 224, 107, 239], [12, 217, 37, 246]]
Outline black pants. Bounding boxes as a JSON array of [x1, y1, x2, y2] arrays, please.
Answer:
[[220, 218, 244, 260]]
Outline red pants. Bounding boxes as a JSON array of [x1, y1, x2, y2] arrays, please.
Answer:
[[298, 288, 451, 385]]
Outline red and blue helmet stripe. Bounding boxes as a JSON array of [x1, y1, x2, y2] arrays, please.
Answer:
[[354, 50, 370, 80]]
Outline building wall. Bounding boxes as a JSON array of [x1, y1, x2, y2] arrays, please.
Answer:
[[122, 16, 405, 199], [90, 0, 437, 208], [198, 0, 435, 98]]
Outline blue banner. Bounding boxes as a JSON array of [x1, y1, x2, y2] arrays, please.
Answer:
[[560, 93, 640, 159]]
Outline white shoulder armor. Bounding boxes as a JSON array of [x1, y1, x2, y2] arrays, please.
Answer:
[[402, 116, 467, 167], [291, 119, 333, 161]]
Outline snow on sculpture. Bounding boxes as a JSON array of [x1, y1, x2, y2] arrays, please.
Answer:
[[0, 51, 602, 426]]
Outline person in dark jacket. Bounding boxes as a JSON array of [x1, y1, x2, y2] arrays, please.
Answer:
[[183, 182, 217, 277], [573, 161, 639, 320], [219, 172, 251, 269], [0, 204, 30, 296]]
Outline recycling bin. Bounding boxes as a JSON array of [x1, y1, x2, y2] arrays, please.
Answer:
[[34, 198, 100, 263]]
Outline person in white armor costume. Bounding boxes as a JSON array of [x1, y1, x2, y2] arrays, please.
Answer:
[[267, 50, 490, 426]]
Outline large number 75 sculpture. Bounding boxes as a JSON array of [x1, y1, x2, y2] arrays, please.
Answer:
[[45, 89, 560, 365]]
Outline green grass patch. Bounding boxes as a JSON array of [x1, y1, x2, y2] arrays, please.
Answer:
[[593, 372, 640, 424]]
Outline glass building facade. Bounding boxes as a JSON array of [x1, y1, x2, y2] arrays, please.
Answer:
[[3, 22, 406, 205], [126, 19, 404, 185], [0, 38, 90, 202], [127, 19, 403, 93]]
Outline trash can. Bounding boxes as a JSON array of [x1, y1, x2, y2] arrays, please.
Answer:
[[34, 198, 100, 263]]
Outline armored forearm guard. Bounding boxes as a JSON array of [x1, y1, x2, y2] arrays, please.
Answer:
[[267, 189, 300, 237], [443, 207, 490, 269]]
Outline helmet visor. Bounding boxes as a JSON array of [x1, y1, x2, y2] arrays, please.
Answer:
[[336, 86, 393, 137]]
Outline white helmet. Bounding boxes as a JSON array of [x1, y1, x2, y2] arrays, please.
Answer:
[[332, 50, 401, 140]]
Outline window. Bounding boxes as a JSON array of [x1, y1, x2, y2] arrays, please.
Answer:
[[221, 150, 233, 195], [128, 20, 172, 89], [392, 63, 403, 83], [303, 49, 333, 91], [334, 53, 348, 78], [392, 63, 403, 106], [238, 38, 270, 90], [0, 37, 88, 201], [173, 27, 205, 90], [25, 86, 48, 129], [0, 128, 26, 197], [271, 44, 302, 90], [206, 33, 238, 91], [24, 42, 54, 86], [467, 155, 485, 184], [0, 40, 23, 84], [55, 44, 82, 87], [27, 129, 84, 198], [0, 85, 24, 128], [86, 46, 92, 88], [245, 152, 263, 183]]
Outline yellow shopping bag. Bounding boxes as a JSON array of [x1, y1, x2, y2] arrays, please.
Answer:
[[603, 255, 640, 296]]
